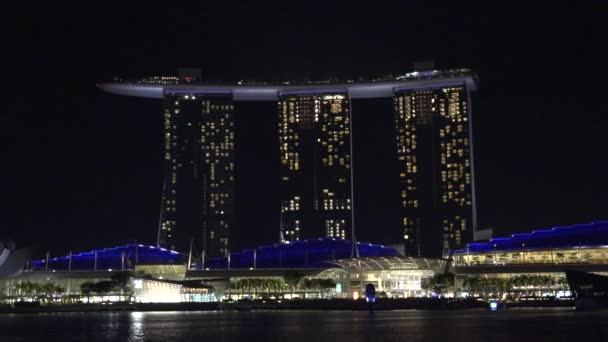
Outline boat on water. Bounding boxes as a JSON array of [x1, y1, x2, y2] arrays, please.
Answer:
[[564, 269, 608, 310]]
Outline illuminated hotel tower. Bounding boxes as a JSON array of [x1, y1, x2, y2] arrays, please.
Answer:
[[278, 93, 353, 242], [158, 94, 235, 257], [98, 67, 477, 256], [394, 86, 476, 257]]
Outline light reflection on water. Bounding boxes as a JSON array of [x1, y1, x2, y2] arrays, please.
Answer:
[[1, 308, 608, 342], [129, 311, 144, 341]]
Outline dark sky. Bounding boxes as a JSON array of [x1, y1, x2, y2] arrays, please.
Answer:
[[3, 2, 608, 257]]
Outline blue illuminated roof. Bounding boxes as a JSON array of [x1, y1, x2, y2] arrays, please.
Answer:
[[30, 244, 184, 271], [197, 238, 397, 269], [455, 222, 608, 254]]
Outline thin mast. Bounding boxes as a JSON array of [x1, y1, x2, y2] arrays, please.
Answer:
[[279, 203, 285, 243], [156, 181, 167, 248], [187, 238, 193, 269], [348, 96, 359, 258]]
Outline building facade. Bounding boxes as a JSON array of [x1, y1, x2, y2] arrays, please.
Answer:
[[452, 221, 608, 298], [278, 93, 352, 242], [394, 86, 476, 257], [158, 94, 235, 257], [99, 68, 478, 257]]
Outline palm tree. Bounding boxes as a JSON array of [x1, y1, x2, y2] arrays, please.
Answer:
[[318, 278, 336, 298], [53, 284, 65, 303], [515, 275, 528, 295], [240, 279, 251, 297], [227, 280, 238, 299], [424, 273, 455, 296], [557, 277, 569, 291], [267, 278, 282, 297], [481, 277, 493, 298], [261, 278, 271, 297], [269, 278, 279, 297], [463, 276, 480, 296], [92, 281, 117, 302], [40, 283, 65, 302], [283, 271, 304, 299], [250, 278, 259, 298], [40, 283, 55, 302], [81, 281, 95, 302], [502, 278, 513, 296], [530, 276, 542, 295], [17, 281, 42, 301], [15, 281, 35, 300]]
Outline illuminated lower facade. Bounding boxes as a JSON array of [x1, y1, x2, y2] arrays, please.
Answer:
[[132, 278, 216, 303], [331, 257, 445, 298], [278, 93, 352, 241], [453, 222, 608, 298], [6, 222, 608, 302], [158, 93, 235, 257], [394, 86, 476, 257], [453, 221, 608, 267]]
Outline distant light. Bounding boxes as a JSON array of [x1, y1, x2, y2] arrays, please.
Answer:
[[352, 291, 359, 300], [108, 269, 112, 272], [249, 267, 253, 270], [133, 279, 143, 289], [489, 302, 499, 310]]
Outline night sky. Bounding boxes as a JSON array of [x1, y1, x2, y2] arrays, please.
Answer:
[[3, 3, 608, 257]]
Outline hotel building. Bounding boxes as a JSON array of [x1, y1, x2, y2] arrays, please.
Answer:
[[98, 68, 477, 257], [158, 91, 235, 257], [394, 86, 476, 257], [278, 93, 352, 241]]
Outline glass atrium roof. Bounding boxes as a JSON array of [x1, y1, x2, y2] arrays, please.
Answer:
[[329, 257, 445, 271]]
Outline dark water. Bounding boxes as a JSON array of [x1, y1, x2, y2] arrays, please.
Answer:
[[1, 308, 607, 342]]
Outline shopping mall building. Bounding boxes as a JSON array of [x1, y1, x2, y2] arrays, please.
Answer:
[[451, 221, 608, 295], [2, 222, 608, 302]]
